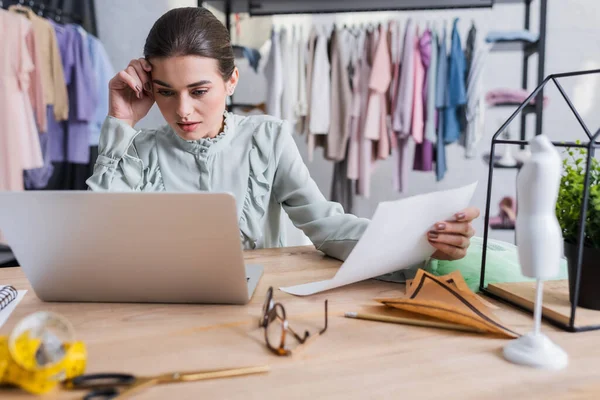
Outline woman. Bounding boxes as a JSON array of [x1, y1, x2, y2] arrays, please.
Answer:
[[87, 7, 479, 262]]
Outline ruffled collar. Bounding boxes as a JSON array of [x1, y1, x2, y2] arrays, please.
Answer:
[[170, 111, 235, 155]]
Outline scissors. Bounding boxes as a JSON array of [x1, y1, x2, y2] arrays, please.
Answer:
[[63, 365, 270, 399]]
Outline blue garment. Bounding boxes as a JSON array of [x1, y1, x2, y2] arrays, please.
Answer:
[[485, 30, 538, 43], [86, 33, 114, 146], [233, 45, 261, 73], [444, 18, 467, 145], [435, 26, 447, 182]]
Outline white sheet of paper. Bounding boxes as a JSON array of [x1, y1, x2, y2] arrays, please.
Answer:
[[0, 287, 27, 329], [281, 182, 478, 296]]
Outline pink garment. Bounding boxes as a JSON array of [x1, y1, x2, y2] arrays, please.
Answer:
[[364, 25, 392, 159], [485, 88, 549, 107], [25, 18, 46, 133], [410, 33, 424, 144], [347, 31, 370, 183], [0, 10, 44, 191]]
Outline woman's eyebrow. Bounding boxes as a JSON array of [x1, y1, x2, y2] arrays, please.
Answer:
[[186, 80, 212, 87], [151, 80, 212, 88], [152, 79, 172, 88]]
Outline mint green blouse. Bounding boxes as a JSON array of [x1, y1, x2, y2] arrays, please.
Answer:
[[86, 112, 369, 261]]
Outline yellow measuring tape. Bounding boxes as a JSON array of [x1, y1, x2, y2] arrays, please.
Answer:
[[0, 311, 87, 395]]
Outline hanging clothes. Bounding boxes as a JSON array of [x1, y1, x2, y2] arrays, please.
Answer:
[[264, 28, 283, 119], [0, 10, 44, 191], [410, 28, 425, 146], [50, 23, 97, 164], [304, 27, 318, 161], [8, 5, 69, 124], [38, 23, 98, 191], [21, 14, 46, 134], [364, 24, 392, 162], [424, 28, 438, 144], [355, 29, 377, 197], [308, 28, 331, 136], [388, 21, 401, 109], [464, 23, 477, 87], [443, 18, 467, 146], [435, 24, 448, 182], [346, 29, 366, 182], [84, 31, 115, 147], [387, 21, 402, 190], [232, 45, 261, 72], [330, 28, 359, 213], [330, 145, 354, 213], [294, 26, 308, 132], [463, 31, 490, 159], [393, 19, 415, 137], [326, 28, 353, 162], [393, 19, 416, 193], [280, 27, 298, 123], [413, 28, 434, 172]]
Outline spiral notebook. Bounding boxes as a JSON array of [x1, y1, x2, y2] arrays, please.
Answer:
[[0, 285, 27, 329]]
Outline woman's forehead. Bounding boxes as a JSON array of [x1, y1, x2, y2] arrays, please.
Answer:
[[150, 55, 221, 85]]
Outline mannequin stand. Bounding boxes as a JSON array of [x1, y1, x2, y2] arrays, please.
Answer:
[[503, 280, 568, 370]]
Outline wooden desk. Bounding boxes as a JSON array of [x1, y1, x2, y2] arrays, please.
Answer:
[[1, 246, 599, 399]]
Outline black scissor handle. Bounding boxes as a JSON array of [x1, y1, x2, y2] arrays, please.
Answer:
[[83, 387, 120, 400], [69, 373, 136, 389]]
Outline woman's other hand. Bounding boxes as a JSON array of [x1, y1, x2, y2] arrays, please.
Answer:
[[108, 58, 155, 127], [428, 207, 480, 261]]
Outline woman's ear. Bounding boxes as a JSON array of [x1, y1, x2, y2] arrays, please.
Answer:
[[227, 67, 239, 96]]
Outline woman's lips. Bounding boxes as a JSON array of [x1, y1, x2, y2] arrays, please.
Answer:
[[177, 122, 200, 132]]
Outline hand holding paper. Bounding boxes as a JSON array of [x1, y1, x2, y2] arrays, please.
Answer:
[[280, 183, 478, 296]]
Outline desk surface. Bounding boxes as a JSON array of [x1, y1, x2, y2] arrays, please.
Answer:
[[1, 246, 599, 399]]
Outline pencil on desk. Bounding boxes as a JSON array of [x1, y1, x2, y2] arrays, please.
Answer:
[[344, 312, 484, 334]]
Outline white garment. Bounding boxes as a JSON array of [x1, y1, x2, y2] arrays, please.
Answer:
[[393, 19, 415, 137], [280, 27, 298, 123], [309, 30, 331, 135], [464, 38, 491, 158], [264, 29, 283, 119], [295, 26, 308, 123]]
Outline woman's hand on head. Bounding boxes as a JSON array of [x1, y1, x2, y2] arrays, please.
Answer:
[[428, 207, 480, 261], [108, 58, 155, 128]]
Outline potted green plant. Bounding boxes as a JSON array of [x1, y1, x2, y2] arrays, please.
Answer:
[[556, 145, 600, 310]]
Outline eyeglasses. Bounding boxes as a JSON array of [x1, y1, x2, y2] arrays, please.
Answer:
[[259, 287, 328, 356]]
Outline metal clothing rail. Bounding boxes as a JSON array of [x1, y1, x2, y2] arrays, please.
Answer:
[[205, 0, 494, 15]]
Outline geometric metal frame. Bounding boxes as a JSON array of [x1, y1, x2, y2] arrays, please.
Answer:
[[479, 69, 600, 332]]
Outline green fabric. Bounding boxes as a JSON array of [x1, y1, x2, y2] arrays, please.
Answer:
[[425, 236, 569, 292], [86, 113, 369, 260]]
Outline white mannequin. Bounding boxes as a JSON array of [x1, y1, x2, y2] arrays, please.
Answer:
[[503, 135, 568, 370]]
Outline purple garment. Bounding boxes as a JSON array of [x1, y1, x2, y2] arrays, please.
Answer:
[[414, 29, 433, 172], [46, 22, 97, 164]]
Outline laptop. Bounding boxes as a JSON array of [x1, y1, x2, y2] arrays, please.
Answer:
[[0, 191, 263, 305]]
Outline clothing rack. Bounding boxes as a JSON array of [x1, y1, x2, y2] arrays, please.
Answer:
[[0, 0, 99, 267], [1, 0, 97, 36], [203, 0, 496, 112], [202, 0, 547, 127]]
